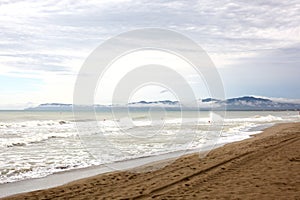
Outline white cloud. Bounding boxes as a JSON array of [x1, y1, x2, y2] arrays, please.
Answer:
[[0, 0, 299, 108]]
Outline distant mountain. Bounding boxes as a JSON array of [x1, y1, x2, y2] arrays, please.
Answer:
[[129, 100, 179, 105], [26, 103, 111, 111], [25, 96, 300, 111], [225, 96, 272, 104], [219, 96, 299, 110], [201, 98, 220, 103], [26, 103, 73, 111]]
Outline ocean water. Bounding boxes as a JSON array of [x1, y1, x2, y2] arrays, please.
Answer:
[[0, 110, 299, 184]]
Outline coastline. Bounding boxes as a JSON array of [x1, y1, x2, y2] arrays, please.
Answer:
[[2, 122, 300, 199], [0, 148, 210, 198]]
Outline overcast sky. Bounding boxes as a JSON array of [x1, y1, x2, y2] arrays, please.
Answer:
[[0, 0, 299, 109]]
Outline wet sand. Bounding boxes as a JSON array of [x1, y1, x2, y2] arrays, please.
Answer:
[[2, 122, 300, 199]]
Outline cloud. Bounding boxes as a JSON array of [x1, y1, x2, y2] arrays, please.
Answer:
[[0, 0, 299, 108], [219, 43, 300, 98], [160, 89, 169, 94], [1, 0, 299, 69]]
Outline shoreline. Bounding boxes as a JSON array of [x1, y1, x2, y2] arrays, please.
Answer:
[[2, 122, 300, 199], [0, 143, 224, 198], [0, 123, 266, 198]]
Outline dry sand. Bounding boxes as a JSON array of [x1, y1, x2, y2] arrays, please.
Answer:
[[2, 122, 300, 200]]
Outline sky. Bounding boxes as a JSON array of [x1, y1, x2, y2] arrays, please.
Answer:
[[0, 0, 299, 109]]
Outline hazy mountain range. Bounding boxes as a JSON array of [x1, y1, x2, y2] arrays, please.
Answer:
[[25, 96, 300, 111]]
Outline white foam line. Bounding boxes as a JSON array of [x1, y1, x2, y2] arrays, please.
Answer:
[[0, 149, 203, 198]]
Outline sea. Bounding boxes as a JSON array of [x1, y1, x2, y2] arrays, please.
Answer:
[[0, 110, 299, 184]]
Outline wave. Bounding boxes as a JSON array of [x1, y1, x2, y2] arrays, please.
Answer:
[[225, 115, 283, 123], [0, 120, 76, 148], [1, 132, 76, 148], [0, 120, 71, 128]]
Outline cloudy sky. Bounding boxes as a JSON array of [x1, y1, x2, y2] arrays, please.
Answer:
[[0, 0, 299, 109]]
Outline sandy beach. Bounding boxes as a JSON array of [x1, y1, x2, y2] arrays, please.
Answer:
[[2, 122, 300, 199]]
